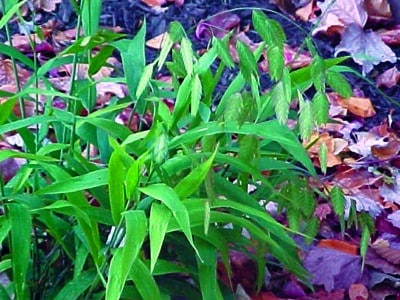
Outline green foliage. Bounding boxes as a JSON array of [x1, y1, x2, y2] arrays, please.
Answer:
[[0, 6, 360, 299]]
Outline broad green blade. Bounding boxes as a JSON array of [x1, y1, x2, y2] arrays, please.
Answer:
[[106, 210, 147, 300], [129, 258, 161, 300], [54, 270, 96, 300], [36, 169, 108, 195], [108, 151, 125, 224], [8, 203, 31, 300], [140, 184, 201, 260], [174, 148, 217, 199], [195, 238, 223, 300], [149, 203, 171, 272]]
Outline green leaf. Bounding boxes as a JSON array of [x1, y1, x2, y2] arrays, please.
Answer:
[[89, 45, 115, 76], [7, 203, 31, 300], [140, 184, 201, 259], [112, 21, 146, 101], [330, 186, 346, 234], [54, 271, 96, 300], [195, 239, 223, 300], [36, 169, 108, 195], [272, 81, 289, 124], [0, 0, 27, 29], [136, 62, 154, 99], [149, 203, 171, 273], [326, 69, 352, 98], [174, 149, 217, 199], [129, 258, 161, 300], [157, 32, 174, 71], [171, 75, 193, 128], [310, 56, 326, 92], [106, 210, 147, 300], [194, 47, 218, 74], [109, 150, 126, 224]]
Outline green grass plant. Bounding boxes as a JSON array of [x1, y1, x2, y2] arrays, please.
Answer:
[[0, 1, 363, 299]]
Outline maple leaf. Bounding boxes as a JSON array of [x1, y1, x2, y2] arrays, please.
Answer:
[[335, 24, 396, 74]]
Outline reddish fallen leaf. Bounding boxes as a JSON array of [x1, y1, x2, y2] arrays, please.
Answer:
[[196, 12, 240, 40], [371, 140, 400, 160], [318, 239, 359, 255], [141, 0, 166, 7], [348, 283, 369, 300], [377, 25, 400, 45], [365, 0, 392, 20], [295, 1, 316, 22], [33, 0, 62, 12], [336, 95, 376, 118], [376, 66, 400, 88]]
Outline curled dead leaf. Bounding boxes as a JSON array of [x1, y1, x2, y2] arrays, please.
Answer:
[[371, 140, 400, 160], [377, 66, 400, 88], [336, 95, 376, 118]]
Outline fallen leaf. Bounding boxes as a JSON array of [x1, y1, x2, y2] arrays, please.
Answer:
[[313, 0, 368, 35], [371, 140, 400, 160], [146, 32, 169, 49], [335, 24, 397, 75], [318, 239, 359, 255], [377, 25, 400, 46], [295, 1, 315, 21], [336, 94, 376, 118], [371, 237, 400, 264], [196, 12, 240, 40], [304, 245, 366, 292], [365, 0, 392, 20], [348, 132, 386, 157], [376, 66, 400, 88]]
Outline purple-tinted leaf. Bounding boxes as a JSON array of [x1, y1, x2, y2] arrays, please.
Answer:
[[0, 158, 20, 183], [388, 211, 400, 229], [369, 271, 399, 288], [282, 280, 307, 298], [195, 12, 240, 41], [345, 193, 383, 218], [335, 24, 396, 75], [304, 246, 367, 292], [365, 248, 400, 275]]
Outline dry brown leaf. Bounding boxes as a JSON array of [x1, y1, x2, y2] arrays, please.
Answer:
[[348, 132, 386, 157], [0, 58, 31, 86], [336, 95, 376, 118], [365, 0, 392, 19], [371, 140, 400, 160], [376, 66, 400, 88], [146, 32, 169, 49]]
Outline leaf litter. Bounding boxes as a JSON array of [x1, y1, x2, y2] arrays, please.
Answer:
[[0, 0, 399, 298]]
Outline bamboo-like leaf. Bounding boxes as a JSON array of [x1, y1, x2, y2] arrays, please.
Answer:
[[195, 239, 223, 300], [0, 0, 27, 29], [8, 203, 31, 300], [54, 271, 97, 300], [174, 149, 217, 199], [106, 210, 147, 300], [136, 62, 154, 99], [171, 75, 193, 128], [109, 151, 125, 224], [140, 184, 201, 259], [36, 169, 108, 195], [0, 98, 17, 125], [157, 32, 174, 70], [129, 258, 161, 300], [272, 81, 289, 124], [149, 203, 172, 273]]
